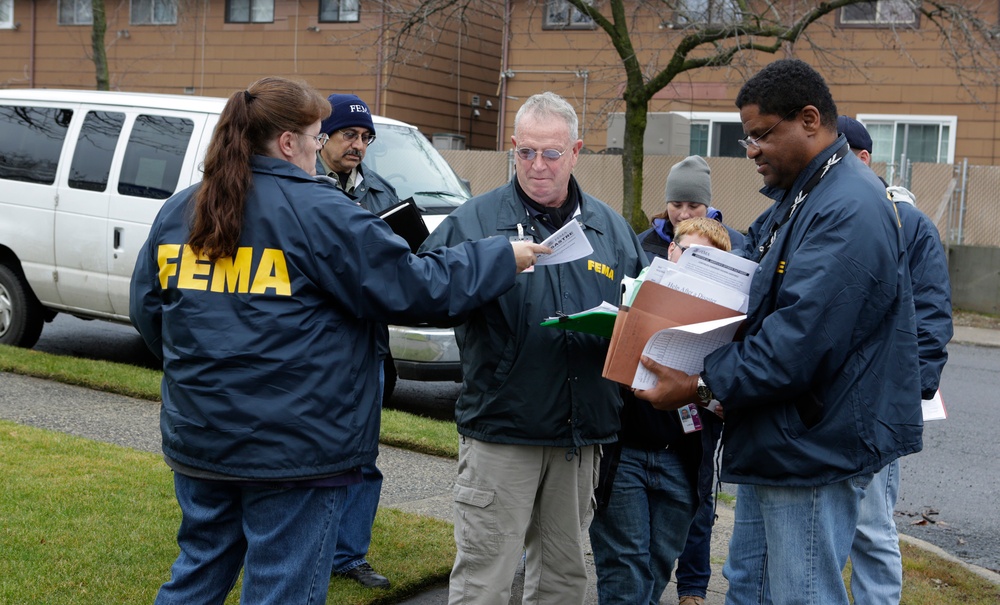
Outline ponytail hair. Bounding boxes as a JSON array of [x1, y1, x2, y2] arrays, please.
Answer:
[[188, 77, 329, 260]]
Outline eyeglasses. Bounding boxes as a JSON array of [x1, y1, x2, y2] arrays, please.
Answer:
[[737, 108, 801, 150], [674, 242, 689, 254], [301, 132, 329, 147], [515, 147, 566, 161], [338, 129, 377, 145]]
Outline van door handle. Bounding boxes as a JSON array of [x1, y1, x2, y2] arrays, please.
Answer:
[[113, 227, 123, 258]]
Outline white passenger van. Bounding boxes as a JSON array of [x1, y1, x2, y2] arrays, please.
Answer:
[[0, 89, 466, 401]]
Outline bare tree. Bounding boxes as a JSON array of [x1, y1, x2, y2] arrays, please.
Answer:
[[366, 0, 1000, 230], [90, 0, 111, 91]]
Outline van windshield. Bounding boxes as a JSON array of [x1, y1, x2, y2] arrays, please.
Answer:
[[362, 123, 470, 215]]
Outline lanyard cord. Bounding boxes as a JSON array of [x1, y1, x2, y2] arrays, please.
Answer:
[[754, 144, 850, 263]]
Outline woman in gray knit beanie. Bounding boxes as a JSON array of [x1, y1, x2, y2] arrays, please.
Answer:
[[636, 155, 743, 260]]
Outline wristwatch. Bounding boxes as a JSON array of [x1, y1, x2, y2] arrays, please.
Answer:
[[696, 376, 714, 404]]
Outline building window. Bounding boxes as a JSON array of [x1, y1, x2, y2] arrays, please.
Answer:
[[544, 0, 595, 30], [131, 0, 177, 25], [1, 0, 13, 29], [319, 0, 359, 22], [674, 0, 740, 26], [58, 0, 92, 25], [855, 115, 955, 166], [226, 0, 274, 24], [838, 1, 918, 27]]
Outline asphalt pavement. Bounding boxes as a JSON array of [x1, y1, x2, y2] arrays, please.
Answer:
[[1, 324, 999, 604]]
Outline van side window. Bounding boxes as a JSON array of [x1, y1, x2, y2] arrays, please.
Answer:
[[118, 114, 194, 199], [0, 105, 73, 185], [69, 111, 125, 192]]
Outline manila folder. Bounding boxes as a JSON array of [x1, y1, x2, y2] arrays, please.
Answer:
[[602, 281, 742, 386]]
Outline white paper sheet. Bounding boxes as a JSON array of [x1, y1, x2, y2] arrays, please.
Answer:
[[922, 390, 947, 421], [534, 219, 594, 266], [631, 316, 745, 390]]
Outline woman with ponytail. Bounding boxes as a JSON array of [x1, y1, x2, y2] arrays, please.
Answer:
[[130, 77, 546, 605]]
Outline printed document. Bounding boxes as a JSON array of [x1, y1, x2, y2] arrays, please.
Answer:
[[534, 219, 593, 266], [631, 316, 745, 390]]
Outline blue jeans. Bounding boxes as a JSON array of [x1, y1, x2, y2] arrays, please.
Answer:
[[723, 475, 872, 605], [333, 364, 385, 574], [675, 490, 715, 599], [589, 446, 697, 605], [850, 460, 902, 605], [332, 462, 383, 573], [155, 472, 346, 605]]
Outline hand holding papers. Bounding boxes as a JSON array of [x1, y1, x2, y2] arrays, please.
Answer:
[[603, 245, 757, 388], [631, 316, 744, 390]]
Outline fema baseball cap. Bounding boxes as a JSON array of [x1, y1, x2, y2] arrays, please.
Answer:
[[837, 115, 872, 154], [320, 94, 375, 136]]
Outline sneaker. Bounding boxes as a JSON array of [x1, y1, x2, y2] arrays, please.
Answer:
[[678, 596, 705, 605], [340, 562, 391, 589]]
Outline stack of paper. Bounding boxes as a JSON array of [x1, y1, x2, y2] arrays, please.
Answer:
[[603, 246, 758, 388]]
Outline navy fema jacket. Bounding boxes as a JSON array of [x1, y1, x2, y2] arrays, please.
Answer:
[[130, 155, 516, 480], [704, 137, 922, 487]]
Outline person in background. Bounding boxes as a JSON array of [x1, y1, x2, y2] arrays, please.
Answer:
[[130, 76, 548, 605], [315, 93, 396, 589], [590, 216, 732, 605], [636, 155, 744, 258], [316, 93, 396, 214], [838, 115, 953, 605], [421, 91, 647, 605], [634, 59, 921, 605], [634, 154, 743, 605]]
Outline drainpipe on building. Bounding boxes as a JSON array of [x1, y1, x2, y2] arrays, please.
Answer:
[[497, 0, 511, 151], [30, 0, 37, 87], [374, 4, 386, 113]]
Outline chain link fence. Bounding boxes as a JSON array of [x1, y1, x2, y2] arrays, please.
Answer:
[[440, 150, 1000, 248]]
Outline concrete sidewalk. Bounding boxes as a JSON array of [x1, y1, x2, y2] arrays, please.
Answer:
[[1, 322, 998, 604]]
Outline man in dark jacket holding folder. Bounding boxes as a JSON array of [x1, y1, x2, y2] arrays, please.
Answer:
[[634, 60, 921, 605], [316, 92, 396, 589]]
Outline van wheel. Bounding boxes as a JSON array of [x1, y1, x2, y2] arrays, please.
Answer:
[[382, 356, 398, 405], [0, 263, 46, 348]]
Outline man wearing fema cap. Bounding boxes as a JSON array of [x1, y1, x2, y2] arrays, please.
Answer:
[[838, 115, 953, 605], [317, 93, 397, 589], [316, 93, 398, 215]]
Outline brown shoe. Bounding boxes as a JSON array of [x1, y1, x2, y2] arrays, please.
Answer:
[[678, 596, 705, 605]]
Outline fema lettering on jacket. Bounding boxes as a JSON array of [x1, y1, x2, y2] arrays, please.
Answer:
[[587, 259, 614, 281], [156, 244, 291, 296]]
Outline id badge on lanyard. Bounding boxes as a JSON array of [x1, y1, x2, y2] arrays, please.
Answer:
[[509, 222, 535, 273]]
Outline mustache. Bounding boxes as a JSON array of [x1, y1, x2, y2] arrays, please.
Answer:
[[343, 149, 363, 159]]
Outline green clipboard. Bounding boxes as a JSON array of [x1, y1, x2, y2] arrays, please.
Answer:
[[540, 304, 619, 338]]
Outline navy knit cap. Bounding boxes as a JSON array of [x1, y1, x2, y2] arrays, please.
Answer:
[[320, 94, 375, 136], [837, 115, 872, 153]]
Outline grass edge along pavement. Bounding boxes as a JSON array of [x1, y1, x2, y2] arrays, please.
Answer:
[[2, 339, 1000, 604], [0, 344, 458, 459], [0, 419, 456, 605]]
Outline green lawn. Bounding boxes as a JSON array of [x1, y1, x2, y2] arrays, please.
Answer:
[[2, 343, 998, 604]]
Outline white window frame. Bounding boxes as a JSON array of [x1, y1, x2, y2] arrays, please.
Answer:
[[131, 0, 177, 25], [669, 111, 743, 157], [58, 0, 92, 25], [838, 0, 919, 27], [673, 0, 740, 27], [0, 0, 14, 29], [855, 114, 956, 168], [319, 0, 359, 23], [543, 0, 595, 30], [226, 0, 274, 24]]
